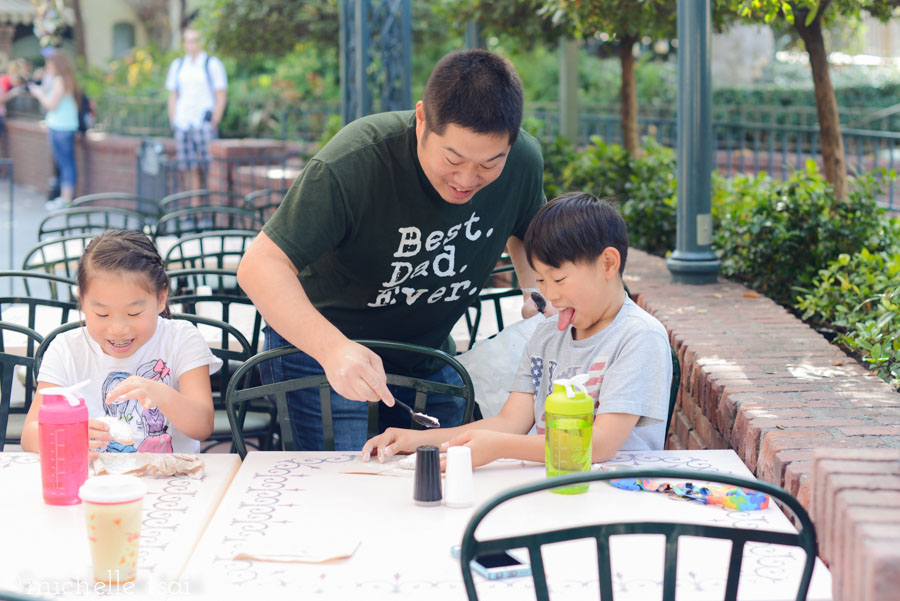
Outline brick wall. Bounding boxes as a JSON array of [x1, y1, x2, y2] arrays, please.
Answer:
[[2, 118, 309, 199], [4, 119, 145, 197], [810, 448, 900, 601], [627, 249, 900, 601]]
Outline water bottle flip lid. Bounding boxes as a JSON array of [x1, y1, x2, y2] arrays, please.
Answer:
[[39, 380, 90, 424], [546, 374, 592, 415], [42, 379, 91, 407]]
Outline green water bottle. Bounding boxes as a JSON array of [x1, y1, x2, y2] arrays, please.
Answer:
[[545, 374, 593, 494]]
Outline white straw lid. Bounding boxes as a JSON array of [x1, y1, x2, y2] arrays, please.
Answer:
[[79, 475, 146, 504], [553, 373, 590, 398], [42, 379, 91, 407]]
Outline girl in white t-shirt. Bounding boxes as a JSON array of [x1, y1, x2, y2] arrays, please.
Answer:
[[23, 230, 221, 454]]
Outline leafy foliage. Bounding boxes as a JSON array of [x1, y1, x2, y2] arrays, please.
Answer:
[[432, 0, 569, 46], [535, 134, 677, 256], [197, 0, 340, 58], [540, 0, 678, 41], [797, 246, 900, 388], [714, 162, 894, 305], [199, 0, 455, 61]]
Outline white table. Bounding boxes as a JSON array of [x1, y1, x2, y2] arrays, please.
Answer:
[[0, 452, 241, 599], [178, 450, 832, 600]]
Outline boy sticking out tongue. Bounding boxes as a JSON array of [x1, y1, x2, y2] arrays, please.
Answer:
[[362, 192, 673, 468]]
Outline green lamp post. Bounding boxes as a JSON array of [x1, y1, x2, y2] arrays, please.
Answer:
[[667, 0, 721, 284]]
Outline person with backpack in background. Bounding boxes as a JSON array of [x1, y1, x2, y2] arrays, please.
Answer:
[[165, 24, 227, 196], [28, 51, 79, 211]]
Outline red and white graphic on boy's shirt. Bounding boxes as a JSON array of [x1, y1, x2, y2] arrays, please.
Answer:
[[585, 359, 607, 410]]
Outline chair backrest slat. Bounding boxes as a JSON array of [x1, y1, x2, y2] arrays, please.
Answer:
[[21, 234, 95, 279], [160, 189, 245, 213], [275, 389, 295, 452], [663, 534, 678, 601], [38, 207, 149, 240], [72, 193, 161, 221], [243, 187, 289, 222], [155, 206, 263, 238], [529, 545, 550, 601], [163, 230, 256, 271], [723, 538, 746, 600], [320, 384, 334, 451], [595, 537, 614, 601]]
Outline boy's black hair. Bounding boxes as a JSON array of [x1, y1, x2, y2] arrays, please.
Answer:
[[422, 50, 523, 146], [524, 192, 629, 275]]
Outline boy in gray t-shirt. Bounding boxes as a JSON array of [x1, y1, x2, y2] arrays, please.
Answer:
[[361, 193, 672, 467]]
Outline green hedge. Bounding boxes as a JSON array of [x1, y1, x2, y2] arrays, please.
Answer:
[[539, 134, 900, 390]]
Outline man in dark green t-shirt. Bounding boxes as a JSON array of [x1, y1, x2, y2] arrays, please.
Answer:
[[238, 50, 547, 450]]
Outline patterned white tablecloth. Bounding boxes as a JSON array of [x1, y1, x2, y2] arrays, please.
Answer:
[[0, 452, 241, 599], [177, 450, 832, 601]]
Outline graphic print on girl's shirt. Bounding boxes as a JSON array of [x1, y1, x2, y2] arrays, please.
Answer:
[[100, 358, 174, 453], [531, 356, 607, 434]]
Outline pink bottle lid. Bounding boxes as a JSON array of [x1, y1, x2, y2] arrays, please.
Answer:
[[39, 393, 88, 424]]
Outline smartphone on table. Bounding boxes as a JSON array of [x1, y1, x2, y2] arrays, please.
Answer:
[[451, 545, 532, 580]]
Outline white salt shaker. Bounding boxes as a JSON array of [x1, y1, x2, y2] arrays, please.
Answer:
[[444, 445, 474, 508]]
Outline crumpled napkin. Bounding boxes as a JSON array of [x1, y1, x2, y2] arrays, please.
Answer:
[[92, 453, 205, 479], [234, 532, 361, 564]]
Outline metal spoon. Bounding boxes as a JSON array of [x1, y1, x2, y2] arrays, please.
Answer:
[[392, 398, 441, 428]]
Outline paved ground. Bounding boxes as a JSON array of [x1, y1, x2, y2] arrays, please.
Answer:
[[0, 181, 48, 284]]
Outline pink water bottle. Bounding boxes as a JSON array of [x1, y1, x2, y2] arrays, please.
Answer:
[[39, 387, 89, 505]]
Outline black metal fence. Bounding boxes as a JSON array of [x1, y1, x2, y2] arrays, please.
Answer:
[[527, 111, 900, 212], [136, 145, 303, 201]]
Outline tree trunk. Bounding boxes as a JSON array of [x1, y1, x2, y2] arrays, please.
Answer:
[[795, 2, 847, 200], [68, 0, 87, 63], [619, 34, 640, 156]]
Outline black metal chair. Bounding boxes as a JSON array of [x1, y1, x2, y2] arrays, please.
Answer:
[[162, 230, 257, 271], [242, 187, 289, 222], [21, 234, 95, 279], [0, 322, 43, 449], [38, 207, 151, 240], [464, 261, 521, 350], [160, 189, 245, 213], [460, 468, 817, 601], [0, 271, 78, 446], [167, 267, 264, 352], [71, 192, 162, 223], [225, 339, 476, 458], [155, 206, 264, 238], [665, 347, 681, 440], [172, 313, 273, 452], [0, 271, 78, 327]]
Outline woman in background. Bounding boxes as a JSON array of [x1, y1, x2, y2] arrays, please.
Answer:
[[0, 59, 32, 135], [28, 51, 78, 210]]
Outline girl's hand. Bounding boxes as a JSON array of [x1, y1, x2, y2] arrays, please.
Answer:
[[87, 418, 112, 451], [107, 376, 166, 411]]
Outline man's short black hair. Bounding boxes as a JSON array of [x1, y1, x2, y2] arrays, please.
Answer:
[[422, 50, 523, 146], [524, 192, 629, 275]]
